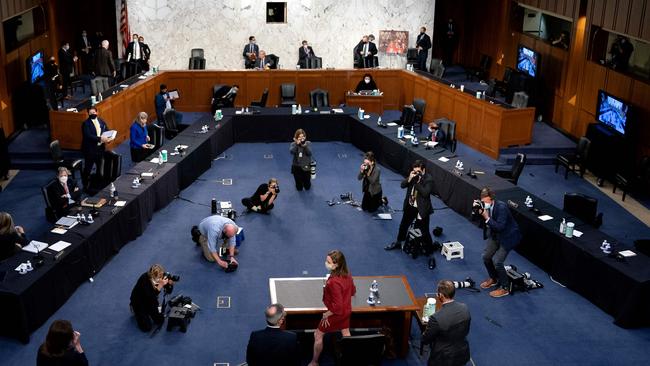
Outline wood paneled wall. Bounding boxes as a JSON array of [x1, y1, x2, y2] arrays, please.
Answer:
[[517, 0, 578, 19], [588, 0, 650, 41]]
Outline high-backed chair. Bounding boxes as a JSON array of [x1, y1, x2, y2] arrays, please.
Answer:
[[42, 178, 60, 223], [69, 60, 85, 95], [406, 48, 418, 69], [50, 140, 83, 179], [306, 56, 322, 69], [429, 58, 442, 73], [162, 109, 187, 139], [432, 63, 446, 79], [466, 54, 492, 81], [147, 123, 165, 151], [512, 91, 529, 108], [99, 151, 122, 186], [90, 77, 110, 96], [280, 83, 296, 107], [436, 118, 457, 153], [251, 88, 269, 108], [495, 67, 514, 95], [335, 333, 385, 366], [412, 98, 426, 132], [556, 136, 591, 179], [563, 192, 603, 228], [613, 155, 650, 201], [399, 105, 416, 128], [267, 54, 279, 69], [495, 153, 526, 185], [188, 48, 206, 70], [310, 88, 329, 108]]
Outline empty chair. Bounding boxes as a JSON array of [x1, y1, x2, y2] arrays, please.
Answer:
[[335, 333, 385, 366], [42, 179, 61, 223], [495, 153, 526, 185], [147, 123, 165, 151], [466, 54, 492, 81], [50, 140, 83, 179], [429, 58, 442, 73], [512, 91, 529, 108], [432, 63, 446, 79], [306, 56, 323, 69], [280, 83, 296, 107], [99, 151, 122, 185], [250, 88, 269, 108], [69, 61, 85, 95], [412, 98, 426, 132], [495, 67, 514, 95], [613, 155, 650, 201], [563, 192, 603, 228], [90, 77, 110, 96], [162, 109, 187, 139], [267, 54, 279, 69], [406, 48, 418, 69], [309, 88, 329, 108], [399, 105, 416, 128], [188, 48, 206, 70], [555, 137, 591, 179], [436, 118, 457, 153]]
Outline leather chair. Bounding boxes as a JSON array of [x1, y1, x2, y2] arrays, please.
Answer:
[[613, 155, 650, 201], [50, 140, 83, 179], [162, 109, 187, 139], [307, 56, 322, 69], [512, 91, 529, 108], [563, 192, 603, 228], [556, 136, 591, 179], [436, 118, 457, 153], [429, 58, 442, 73], [412, 98, 426, 132], [309, 88, 329, 108], [42, 178, 60, 223], [399, 105, 416, 128], [69, 60, 85, 95], [280, 83, 296, 107], [335, 333, 385, 366], [432, 63, 446, 79], [406, 48, 418, 68], [267, 54, 279, 69], [188, 48, 206, 70], [495, 67, 514, 96], [495, 153, 526, 185], [466, 54, 492, 81], [99, 151, 122, 186], [147, 123, 165, 151], [251, 88, 269, 108]]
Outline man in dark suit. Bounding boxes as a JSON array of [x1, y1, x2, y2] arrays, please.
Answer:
[[298, 40, 316, 69], [416, 26, 432, 71], [138, 36, 151, 71], [356, 35, 378, 68], [255, 50, 273, 70], [386, 160, 435, 252], [426, 121, 446, 145], [57, 41, 77, 99], [478, 187, 522, 298], [125, 33, 145, 75], [81, 106, 111, 188], [243, 36, 259, 69], [94, 40, 116, 82], [246, 303, 299, 366], [77, 30, 92, 74], [48, 167, 82, 217], [422, 280, 471, 366]]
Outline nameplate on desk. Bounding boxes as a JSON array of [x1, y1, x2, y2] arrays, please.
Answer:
[[332, 108, 344, 114], [386, 122, 398, 127], [113, 200, 127, 207]]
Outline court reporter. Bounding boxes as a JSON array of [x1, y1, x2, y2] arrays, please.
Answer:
[[242, 178, 279, 214]]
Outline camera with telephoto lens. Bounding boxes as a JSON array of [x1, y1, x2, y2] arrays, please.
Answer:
[[270, 184, 280, 194], [163, 272, 180, 294], [362, 163, 370, 172]]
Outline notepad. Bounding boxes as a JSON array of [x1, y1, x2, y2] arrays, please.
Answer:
[[438, 157, 450, 162], [538, 215, 553, 221], [22, 241, 49, 253], [573, 229, 583, 238], [49, 241, 72, 252], [386, 122, 398, 126], [51, 227, 67, 234], [114, 200, 127, 207], [619, 250, 637, 257]]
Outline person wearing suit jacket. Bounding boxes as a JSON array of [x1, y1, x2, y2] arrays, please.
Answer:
[[243, 36, 260, 69], [94, 40, 115, 79], [255, 50, 273, 70], [77, 30, 92, 73], [386, 160, 435, 251], [416, 26, 432, 71], [422, 280, 471, 366], [356, 35, 378, 68], [426, 121, 446, 145], [138, 36, 151, 71], [126, 33, 145, 74], [478, 187, 522, 298], [298, 40, 316, 69], [80, 106, 111, 188], [48, 167, 82, 218], [57, 42, 77, 99], [358, 151, 383, 212], [246, 303, 298, 366]]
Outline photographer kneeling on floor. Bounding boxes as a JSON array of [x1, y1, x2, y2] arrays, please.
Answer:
[[242, 178, 279, 214], [130, 264, 175, 332], [192, 215, 239, 272]]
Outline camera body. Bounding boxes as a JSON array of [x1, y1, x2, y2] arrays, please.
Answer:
[[270, 184, 280, 194], [471, 200, 485, 218], [163, 272, 180, 294]]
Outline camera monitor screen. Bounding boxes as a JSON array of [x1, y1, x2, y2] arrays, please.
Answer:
[[596, 90, 629, 135], [516, 45, 539, 78], [27, 49, 44, 83]]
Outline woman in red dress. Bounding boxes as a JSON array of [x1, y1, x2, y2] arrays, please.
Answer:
[[309, 250, 356, 366]]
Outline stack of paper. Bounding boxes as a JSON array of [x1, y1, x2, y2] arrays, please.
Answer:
[[22, 241, 49, 253]]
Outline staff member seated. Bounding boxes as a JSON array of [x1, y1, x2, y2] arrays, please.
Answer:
[[211, 85, 239, 114], [155, 84, 183, 125], [130, 264, 171, 332], [426, 121, 446, 146], [355, 73, 378, 93], [0, 212, 27, 261], [242, 178, 279, 214], [194, 215, 239, 271], [48, 167, 82, 217]]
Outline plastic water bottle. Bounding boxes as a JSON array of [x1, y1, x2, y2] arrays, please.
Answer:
[[410, 125, 415, 137], [110, 183, 116, 198], [559, 218, 566, 234], [158, 151, 163, 166], [397, 126, 404, 139], [370, 280, 379, 293], [423, 297, 436, 321]]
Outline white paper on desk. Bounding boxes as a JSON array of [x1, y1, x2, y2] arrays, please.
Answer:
[[120, 84, 129, 88], [141, 172, 154, 178], [538, 215, 554, 221], [114, 200, 127, 207], [235, 111, 242, 115], [175, 145, 188, 150], [438, 157, 450, 162], [138, 75, 146, 79], [572, 229, 583, 237], [364, 115, 371, 119], [149, 158, 160, 164], [386, 122, 398, 127], [22, 240, 49, 253], [619, 250, 637, 257], [102, 130, 117, 140], [49, 241, 72, 252], [51, 227, 67, 234], [332, 108, 344, 113]]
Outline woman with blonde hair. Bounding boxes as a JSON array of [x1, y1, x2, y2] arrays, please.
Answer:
[[0, 212, 27, 261]]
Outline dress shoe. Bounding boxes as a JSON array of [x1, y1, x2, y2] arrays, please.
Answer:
[[489, 288, 510, 298], [480, 278, 497, 289], [384, 242, 401, 251]]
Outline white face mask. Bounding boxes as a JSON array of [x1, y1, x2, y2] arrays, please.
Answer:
[[484, 202, 492, 210], [325, 262, 335, 271], [364, 78, 371, 84], [59, 176, 68, 184]]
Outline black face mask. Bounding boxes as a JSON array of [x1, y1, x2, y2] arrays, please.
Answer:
[[89, 114, 98, 120]]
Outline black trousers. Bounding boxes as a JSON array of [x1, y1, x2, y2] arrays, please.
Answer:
[[130, 147, 148, 163], [397, 204, 432, 245], [82, 150, 103, 188], [417, 51, 428, 71], [241, 197, 274, 213], [362, 190, 383, 212], [291, 166, 311, 191], [133, 307, 163, 332]]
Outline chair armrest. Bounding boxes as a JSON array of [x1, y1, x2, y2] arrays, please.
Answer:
[[495, 169, 512, 179]]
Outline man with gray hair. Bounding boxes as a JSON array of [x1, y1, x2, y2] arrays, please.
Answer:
[[93, 39, 116, 94], [194, 215, 239, 271], [246, 303, 299, 366]]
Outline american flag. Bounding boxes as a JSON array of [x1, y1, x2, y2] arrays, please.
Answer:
[[120, 0, 130, 57]]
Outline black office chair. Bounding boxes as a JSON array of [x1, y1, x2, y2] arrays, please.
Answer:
[[335, 333, 385, 366], [147, 123, 165, 151], [412, 98, 426, 132], [429, 58, 442, 74], [563, 192, 603, 228], [309, 88, 329, 108], [42, 178, 60, 223], [406, 48, 418, 69], [307, 56, 322, 69], [635, 239, 650, 256], [556, 136, 591, 179], [99, 151, 122, 186], [69, 61, 86, 96], [251, 88, 269, 108], [50, 140, 83, 179], [613, 155, 650, 201], [436, 118, 457, 153], [280, 83, 297, 107], [399, 105, 416, 128], [267, 54, 279, 69], [512, 91, 529, 108], [495, 153, 526, 185], [432, 63, 446, 79], [188, 48, 206, 70], [495, 67, 514, 96], [466, 54, 492, 82], [162, 109, 187, 139]]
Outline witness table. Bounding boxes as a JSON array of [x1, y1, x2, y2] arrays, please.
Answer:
[[270, 275, 418, 358]]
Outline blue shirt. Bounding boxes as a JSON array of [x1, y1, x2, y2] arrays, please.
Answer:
[[198, 215, 238, 253], [129, 121, 148, 149]]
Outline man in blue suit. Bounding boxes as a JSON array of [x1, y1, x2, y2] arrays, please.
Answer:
[[80, 106, 111, 188], [478, 187, 522, 298], [155, 84, 182, 125], [246, 303, 298, 366]]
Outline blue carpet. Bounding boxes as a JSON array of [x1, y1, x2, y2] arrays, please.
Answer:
[[1, 142, 650, 366]]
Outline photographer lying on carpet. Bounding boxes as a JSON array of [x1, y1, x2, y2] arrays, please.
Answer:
[[242, 178, 279, 214]]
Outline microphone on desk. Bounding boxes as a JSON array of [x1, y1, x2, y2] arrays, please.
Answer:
[[33, 243, 46, 268]]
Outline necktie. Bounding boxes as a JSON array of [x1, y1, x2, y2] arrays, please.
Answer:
[[63, 182, 69, 195], [431, 132, 436, 142], [134, 42, 140, 59], [363, 43, 368, 56]]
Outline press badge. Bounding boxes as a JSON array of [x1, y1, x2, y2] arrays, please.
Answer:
[[298, 152, 303, 158]]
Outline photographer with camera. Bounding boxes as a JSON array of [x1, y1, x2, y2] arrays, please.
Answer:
[[195, 215, 239, 271], [242, 178, 279, 214], [385, 160, 435, 252], [290, 129, 312, 191], [130, 264, 175, 332], [475, 187, 522, 298], [357, 151, 383, 212]]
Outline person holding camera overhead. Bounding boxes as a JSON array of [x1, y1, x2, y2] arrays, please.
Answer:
[[290, 129, 312, 191], [129, 264, 173, 332], [357, 151, 383, 212], [476, 187, 522, 298], [385, 160, 435, 252], [242, 178, 279, 214], [37, 319, 88, 366]]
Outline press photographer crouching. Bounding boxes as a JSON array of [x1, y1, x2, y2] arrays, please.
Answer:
[[357, 151, 383, 212], [193, 215, 239, 272], [474, 187, 522, 298], [242, 178, 279, 214], [130, 264, 177, 332]]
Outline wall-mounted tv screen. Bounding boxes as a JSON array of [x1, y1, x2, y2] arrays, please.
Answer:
[[517, 45, 539, 78], [596, 90, 629, 135], [26, 49, 44, 83]]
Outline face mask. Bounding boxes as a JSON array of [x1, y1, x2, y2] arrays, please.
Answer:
[[484, 202, 492, 210], [89, 114, 98, 120], [59, 176, 68, 184], [364, 78, 371, 84], [325, 262, 335, 271]]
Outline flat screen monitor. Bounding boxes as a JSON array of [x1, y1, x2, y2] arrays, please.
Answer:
[[516, 45, 539, 78], [26, 49, 44, 83], [596, 90, 629, 135]]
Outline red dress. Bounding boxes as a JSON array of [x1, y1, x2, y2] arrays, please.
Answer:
[[319, 275, 356, 332]]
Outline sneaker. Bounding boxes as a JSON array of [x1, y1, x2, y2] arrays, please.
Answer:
[[480, 278, 497, 289], [489, 288, 510, 298]]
